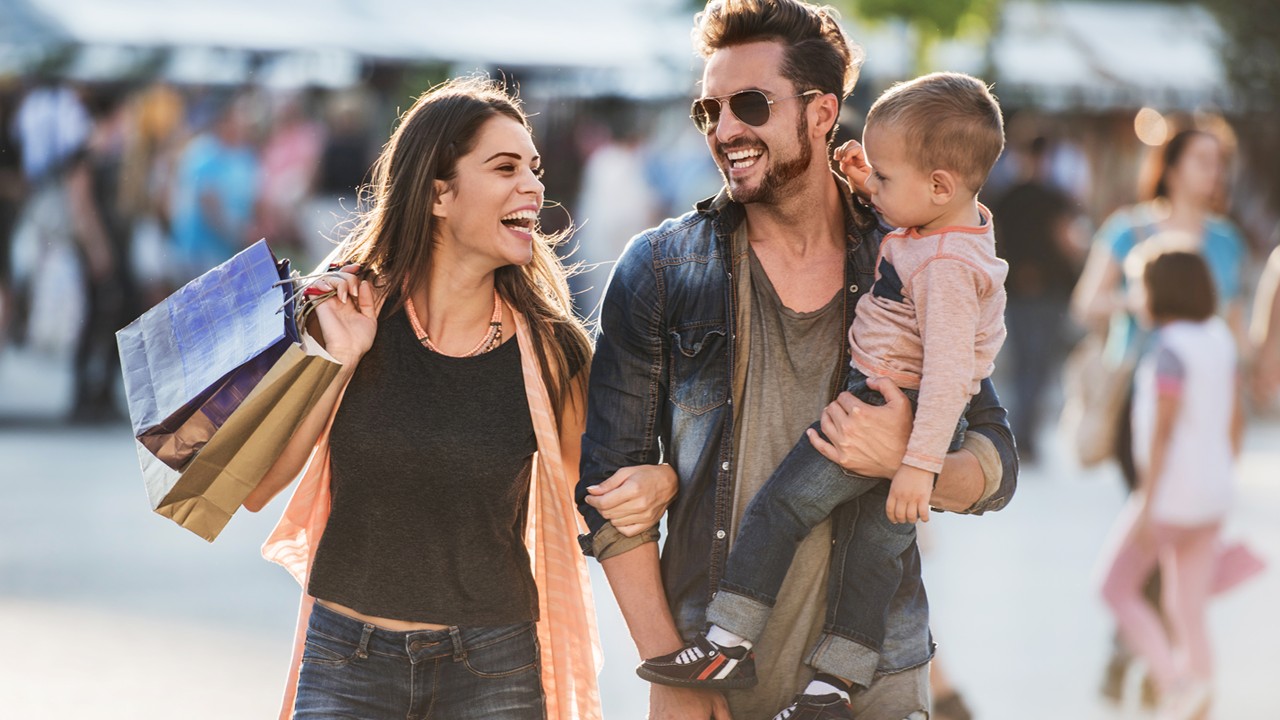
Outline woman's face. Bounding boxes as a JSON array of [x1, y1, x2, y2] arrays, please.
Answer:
[[433, 115, 545, 272], [1166, 134, 1222, 206]]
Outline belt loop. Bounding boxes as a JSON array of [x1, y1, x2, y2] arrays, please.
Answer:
[[356, 623, 374, 659], [448, 626, 465, 662]]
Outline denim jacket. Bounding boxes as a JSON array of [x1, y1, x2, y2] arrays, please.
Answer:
[[578, 177, 1018, 671]]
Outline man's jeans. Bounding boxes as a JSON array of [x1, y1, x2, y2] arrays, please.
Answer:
[[708, 369, 965, 687], [295, 602, 545, 719]]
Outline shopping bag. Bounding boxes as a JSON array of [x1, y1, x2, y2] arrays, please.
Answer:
[[1057, 332, 1136, 467], [1211, 540, 1267, 596], [137, 336, 342, 541], [117, 239, 299, 471]]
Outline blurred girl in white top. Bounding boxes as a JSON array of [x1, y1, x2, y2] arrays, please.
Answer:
[[1100, 242, 1244, 720]]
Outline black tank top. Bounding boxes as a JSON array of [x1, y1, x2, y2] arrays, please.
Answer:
[[308, 311, 539, 626]]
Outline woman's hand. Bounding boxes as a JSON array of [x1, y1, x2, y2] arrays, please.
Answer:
[[307, 264, 377, 366], [807, 376, 912, 479], [584, 464, 679, 537]]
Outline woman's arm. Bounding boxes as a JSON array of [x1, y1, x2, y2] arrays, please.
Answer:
[[243, 269, 376, 511], [1070, 241, 1125, 330], [1250, 249, 1280, 402]]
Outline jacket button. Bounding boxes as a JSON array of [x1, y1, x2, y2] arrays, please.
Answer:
[[716, 530, 726, 540], [721, 461, 729, 471], [850, 284, 859, 293]]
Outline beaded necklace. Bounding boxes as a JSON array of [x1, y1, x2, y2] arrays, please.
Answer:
[[405, 289, 503, 357]]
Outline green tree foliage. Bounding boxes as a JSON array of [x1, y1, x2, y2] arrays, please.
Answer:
[[833, 0, 1001, 74]]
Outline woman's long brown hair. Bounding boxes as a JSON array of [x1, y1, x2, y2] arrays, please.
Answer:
[[339, 76, 590, 423]]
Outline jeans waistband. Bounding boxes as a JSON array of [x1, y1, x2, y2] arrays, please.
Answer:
[[308, 601, 535, 662]]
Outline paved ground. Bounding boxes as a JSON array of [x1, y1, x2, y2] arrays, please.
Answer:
[[1, 344, 1276, 719]]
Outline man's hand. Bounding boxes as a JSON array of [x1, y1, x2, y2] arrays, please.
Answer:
[[886, 464, 933, 524], [585, 464, 678, 537], [834, 139, 872, 198], [806, 376, 912, 479], [649, 684, 733, 720]]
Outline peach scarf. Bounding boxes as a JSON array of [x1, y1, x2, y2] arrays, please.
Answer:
[[261, 304, 603, 719]]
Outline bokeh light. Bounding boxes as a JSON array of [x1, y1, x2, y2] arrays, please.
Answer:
[[1134, 106, 1169, 146]]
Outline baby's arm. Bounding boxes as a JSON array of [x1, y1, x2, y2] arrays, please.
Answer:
[[887, 257, 986, 523], [834, 139, 872, 198]]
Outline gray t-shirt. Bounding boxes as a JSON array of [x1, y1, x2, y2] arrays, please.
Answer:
[[726, 249, 844, 717]]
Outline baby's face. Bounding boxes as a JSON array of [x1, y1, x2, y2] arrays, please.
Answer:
[[862, 124, 937, 230]]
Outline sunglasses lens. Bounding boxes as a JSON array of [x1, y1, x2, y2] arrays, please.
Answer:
[[729, 91, 771, 127], [691, 99, 718, 134]]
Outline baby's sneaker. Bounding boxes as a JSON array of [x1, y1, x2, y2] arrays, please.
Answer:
[[771, 692, 855, 720], [636, 632, 757, 689]]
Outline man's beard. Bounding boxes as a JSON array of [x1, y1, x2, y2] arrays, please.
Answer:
[[723, 114, 813, 205]]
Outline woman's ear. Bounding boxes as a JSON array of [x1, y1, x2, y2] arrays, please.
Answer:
[[432, 179, 452, 219], [929, 169, 957, 206]]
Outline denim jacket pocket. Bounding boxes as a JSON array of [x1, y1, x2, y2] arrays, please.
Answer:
[[669, 324, 729, 415]]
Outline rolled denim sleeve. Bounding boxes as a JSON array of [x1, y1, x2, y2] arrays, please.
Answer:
[[576, 234, 668, 557], [956, 376, 1018, 514]]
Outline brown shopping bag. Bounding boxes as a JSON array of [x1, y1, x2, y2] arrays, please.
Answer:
[[1058, 332, 1137, 467], [136, 338, 342, 542]]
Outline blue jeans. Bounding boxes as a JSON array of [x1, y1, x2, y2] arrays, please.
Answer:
[[294, 602, 544, 719], [708, 369, 965, 687]]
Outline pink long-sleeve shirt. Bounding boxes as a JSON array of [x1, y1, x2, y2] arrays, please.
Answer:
[[848, 206, 1008, 473]]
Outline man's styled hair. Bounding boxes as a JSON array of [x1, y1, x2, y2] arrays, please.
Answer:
[[693, 0, 864, 139], [865, 72, 1005, 193]]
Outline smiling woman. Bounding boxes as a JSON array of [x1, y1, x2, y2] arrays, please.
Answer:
[[232, 77, 666, 720]]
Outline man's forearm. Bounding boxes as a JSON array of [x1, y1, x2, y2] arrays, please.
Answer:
[[930, 446, 985, 512], [600, 541, 685, 659]]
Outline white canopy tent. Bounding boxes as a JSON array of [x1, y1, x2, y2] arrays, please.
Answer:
[[7, 0, 1237, 109]]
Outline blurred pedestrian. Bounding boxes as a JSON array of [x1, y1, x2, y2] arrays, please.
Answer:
[[1100, 246, 1243, 720], [168, 93, 261, 282], [1071, 127, 1247, 705], [65, 88, 137, 423], [570, 102, 660, 323], [119, 82, 187, 308], [301, 88, 375, 267], [255, 92, 323, 259], [1250, 244, 1280, 407], [991, 136, 1084, 462], [8, 80, 90, 348], [13, 80, 90, 186], [0, 80, 25, 349], [242, 77, 633, 720]]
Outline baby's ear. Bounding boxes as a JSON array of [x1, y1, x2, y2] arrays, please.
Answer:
[[929, 169, 958, 205]]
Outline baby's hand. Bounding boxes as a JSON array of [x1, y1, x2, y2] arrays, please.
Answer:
[[886, 464, 934, 524], [834, 139, 872, 197]]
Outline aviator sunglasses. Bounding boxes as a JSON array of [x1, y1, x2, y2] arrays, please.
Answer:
[[690, 89, 821, 135]]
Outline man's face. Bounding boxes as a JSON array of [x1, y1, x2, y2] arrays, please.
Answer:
[[700, 41, 815, 205]]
